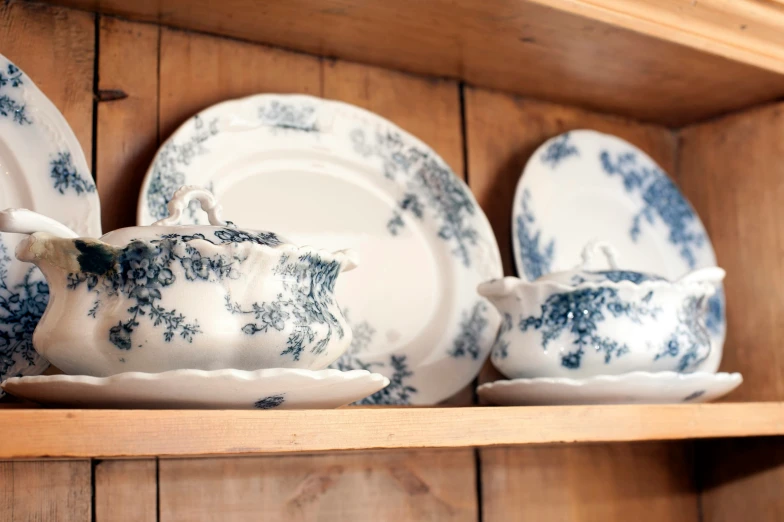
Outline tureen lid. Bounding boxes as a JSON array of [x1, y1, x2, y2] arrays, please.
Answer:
[[100, 186, 289, 247], [534, 241, 668, 286]]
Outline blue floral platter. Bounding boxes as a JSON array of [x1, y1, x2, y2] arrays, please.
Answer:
[[0, 53, 101, 393], [511, 129, 726, 373], [138, 94, 504, 405]]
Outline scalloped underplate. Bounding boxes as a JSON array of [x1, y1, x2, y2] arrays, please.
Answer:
[[477, 371, 742, 406], [137, 94, 503, 405], [1, 368, 389, 409], [0, 53, 101, 392], [511, 130, 725, 372]]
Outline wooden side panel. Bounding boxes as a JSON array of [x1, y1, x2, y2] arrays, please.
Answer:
[[95, 459, 158, 522], [464, 87, 697, 522], [0, 460, 92, 521], [0, 5, 94, 521], [96, 16, 160, 232], [159, 451, 477, 522], [678, 102, 784, 521]]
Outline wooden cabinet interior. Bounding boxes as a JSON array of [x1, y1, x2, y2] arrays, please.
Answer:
[[2, 0, 784, 520]]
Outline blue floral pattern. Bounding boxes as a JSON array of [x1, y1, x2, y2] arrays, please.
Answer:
[[146, 115, 220, 221], [254, 394, 285, 409], [351, 128, 480, 267], [491, 313, 513, 360], [50, 152, 96, 196], [654, 296, 711, 372], [65, 227, 278, 351], [706, 291, 724, 336], [258, 101, 319, 133], [0, 63, 29, 125], [226, 252, 345, 361], [570, 270, 666, 285], [449, 302, 489, 360], [541, 133, 578, 168], [520, 287, 659, 369], [516, 189, 554, 281], [0, 239, 49, 377], [682, 390, 706, 402], [600, 150, 706, 269]]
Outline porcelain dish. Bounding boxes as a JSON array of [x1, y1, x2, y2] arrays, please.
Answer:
[[0, 53, 101, 392], [477, 371, 742, 406], [138, 94, 503, 404], [479, 242, 724, 379], [1, 368, 389, 409], [512, 129, 725, 372], [0, 186, 357, 377]]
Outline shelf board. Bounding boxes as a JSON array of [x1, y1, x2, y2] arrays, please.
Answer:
[[37, 0, 784, 125], [1, 402, 783, 459]]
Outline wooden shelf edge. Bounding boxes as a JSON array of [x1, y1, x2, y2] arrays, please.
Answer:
[[535, 0, 784, 75], [1, 403, 782, 459]]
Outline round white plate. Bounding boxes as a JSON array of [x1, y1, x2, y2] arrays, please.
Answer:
[[0, 54, 101, 390], [1, 368, 389, 409], [138, 94, 503, 405], [477, 371, 742, 406], [511, 130, 725, 370]]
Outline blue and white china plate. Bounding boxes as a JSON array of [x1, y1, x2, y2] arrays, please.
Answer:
[[138, 94, 503, 405], [0, 54, 101, 391], [512, 130, 725, 372], [1, 368, 389, 409], [477, 371, 742, 406]]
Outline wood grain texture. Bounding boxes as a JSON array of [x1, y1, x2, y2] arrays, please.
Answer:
[[95, 459, 157, 522], [0, 0, 95, 168], [463, 87, 697, 522], [0, 460, 92, 521], [0, 404, 781, 458], [159, 451, 477, 522], [678, 102, 784, 402], [482, 442, 698, 522], [96, 17, 159, 232], [35, 0, 784, 125]]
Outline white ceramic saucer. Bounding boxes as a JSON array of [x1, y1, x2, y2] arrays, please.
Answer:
[[0, 53, 101, 390], [477, 371, 742, 406], [511, 130, 725, 371], [1, 368, 389, 409], [138, 94, 503, 404]]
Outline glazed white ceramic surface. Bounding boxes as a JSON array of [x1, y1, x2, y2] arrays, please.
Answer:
[[138, 94, 503, 405], [1, 368, 389, 409], [4, 187, 356, 376], [477, 371, 742, 406], [512, 130, 725, 372], [0, 54, 101, 391], [479, 242, 724, 379]]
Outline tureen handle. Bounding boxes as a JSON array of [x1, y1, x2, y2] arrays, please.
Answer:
[[153, 185, 229, 227], [578, 240, 620, 270]]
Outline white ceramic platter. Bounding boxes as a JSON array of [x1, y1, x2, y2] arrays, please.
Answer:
[[0, 54, 101, 390], [138, 94, 503, 405], [477, 371, 742, 406], [1, 368, 389, 409], [511, 130, 725, 371]]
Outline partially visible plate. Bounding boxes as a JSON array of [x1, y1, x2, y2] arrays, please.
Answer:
[[138, 94, 503, 404], [477, 371, 742, 406], [511, 130, 725, 371], [0, 53, 101, 391], [1, 368, 389, 409]]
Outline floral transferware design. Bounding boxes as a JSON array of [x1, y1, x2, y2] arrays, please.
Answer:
[[0, 239, 48, 377], [541, 132, 578, 168], [569, 270, 666, 285], [449, 302, 490, 360], [0, 62, 29, 125], [146, 116, 220, 221], [654, 296, 711, 372], [491, 313, 513, 360], [226, 252, 345, 361], [600, 150, 706, 269], [351, 128, 480, 267], [258, 101, 319, 133], [254, 394, 285, 409], [516, 189, 554, 281], [50, 152, 96, 196], [519, 287, 659, 369]]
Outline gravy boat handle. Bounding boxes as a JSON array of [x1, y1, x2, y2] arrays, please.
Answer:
[[0, 208, 80, 238]]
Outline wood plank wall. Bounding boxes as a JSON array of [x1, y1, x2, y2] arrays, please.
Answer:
[[0, 1, 780, 521]]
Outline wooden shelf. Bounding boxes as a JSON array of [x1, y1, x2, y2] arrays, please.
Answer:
[[1, 403, 782, 459], [39, 0, 784, 125]]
